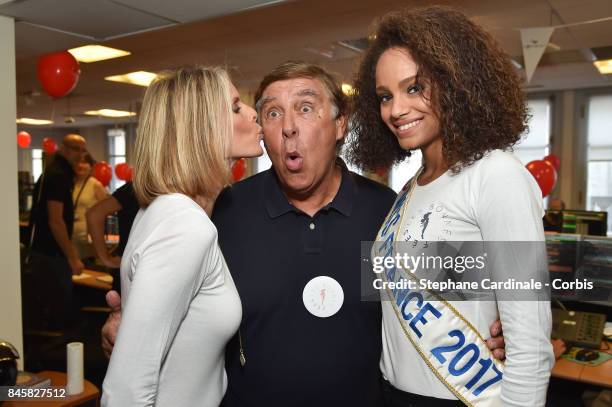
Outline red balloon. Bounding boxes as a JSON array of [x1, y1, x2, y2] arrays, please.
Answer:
[[37, 51, 80, 99], [123, 166, 133, 182], [526, 159, 557, 198], [232, 158, 246, 182], [93, 161, 112, 187], [42, 137, 57, 154], [115, 163, 132, 181], [17, 131, 31, 148], [543, 154, 560, 171]]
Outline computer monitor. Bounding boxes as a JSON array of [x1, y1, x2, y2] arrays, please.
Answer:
[[560, 210, 608, 236], [546, 232, 580, 300], [546, 233, 612, 303], [580, 236, 612, 304]]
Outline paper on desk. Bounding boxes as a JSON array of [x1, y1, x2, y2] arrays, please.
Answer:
[[96, 275, 113, 283]]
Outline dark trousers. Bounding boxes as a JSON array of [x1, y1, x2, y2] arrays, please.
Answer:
[[24, 251, 74, 331], [382, 380, 465, 407]]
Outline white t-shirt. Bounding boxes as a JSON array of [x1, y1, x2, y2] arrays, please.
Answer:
[[379, 150, 554, 406], [102, 193, 242, 407]]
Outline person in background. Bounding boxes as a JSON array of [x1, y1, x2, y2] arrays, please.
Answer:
[[28, 133, 87, 330], [72, 153, 108, 263], [101, 65, 263, 406], [543, 198, 565, 231], [87, 181, 139, 292], [548, 199, 565, 211], [551, 338, 567, 359]]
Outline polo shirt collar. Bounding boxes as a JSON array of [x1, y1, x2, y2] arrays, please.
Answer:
[[264, 158, 356, 219], [328, 159, 355, 217]]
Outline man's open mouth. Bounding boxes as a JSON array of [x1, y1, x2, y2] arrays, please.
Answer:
[[285, 151, 304, 172]]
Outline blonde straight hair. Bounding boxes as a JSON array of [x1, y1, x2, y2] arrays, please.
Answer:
[[133, 66, 232, 207]]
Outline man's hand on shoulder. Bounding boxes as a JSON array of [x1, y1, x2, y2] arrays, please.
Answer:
[[101, 290, 122, 358], [487, 319, 506, 360]]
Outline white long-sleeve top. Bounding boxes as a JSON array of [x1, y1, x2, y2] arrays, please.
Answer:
[[102, 193, 241, 407], [380, 150, 554, 406]]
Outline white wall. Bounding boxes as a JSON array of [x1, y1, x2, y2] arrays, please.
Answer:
[[0, 15, 24, 369]]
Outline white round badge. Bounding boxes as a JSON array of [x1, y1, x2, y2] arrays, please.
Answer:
[[302, 276, 344, 318]]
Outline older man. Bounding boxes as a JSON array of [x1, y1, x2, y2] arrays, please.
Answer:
[[215, 62, 397, 406], [101, 62, 503, 406]]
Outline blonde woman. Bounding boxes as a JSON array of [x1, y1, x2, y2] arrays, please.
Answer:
[[101, 66, 263, 406]]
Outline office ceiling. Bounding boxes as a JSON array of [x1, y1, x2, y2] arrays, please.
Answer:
[[4, 0, 612, 128]]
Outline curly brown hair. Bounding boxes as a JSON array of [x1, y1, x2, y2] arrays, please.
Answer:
[[347, 6, 528, 172]]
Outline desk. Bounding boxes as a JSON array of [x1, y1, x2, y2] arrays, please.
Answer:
[[72, 270, 112, 291], [4, 370, 99, 406], [552, 341, 612, 388]]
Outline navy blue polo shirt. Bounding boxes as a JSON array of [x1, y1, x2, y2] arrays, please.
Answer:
[[213, 162, 397, 407]]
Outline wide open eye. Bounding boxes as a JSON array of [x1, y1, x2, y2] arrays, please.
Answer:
[[265, 109, 281, 119], [300, 104, 313, 114]]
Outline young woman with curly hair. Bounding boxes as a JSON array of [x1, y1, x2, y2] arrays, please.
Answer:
[[349, 6, 554, 407]]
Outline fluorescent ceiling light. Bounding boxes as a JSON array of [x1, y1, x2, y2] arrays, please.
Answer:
[[594, 59, 612, 74], [16, 118, 53, 125], [341, 83, 354, 96], [68, 45, 130, 63], [105, 71, 157, 87], [84, 109, 136, 118]]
